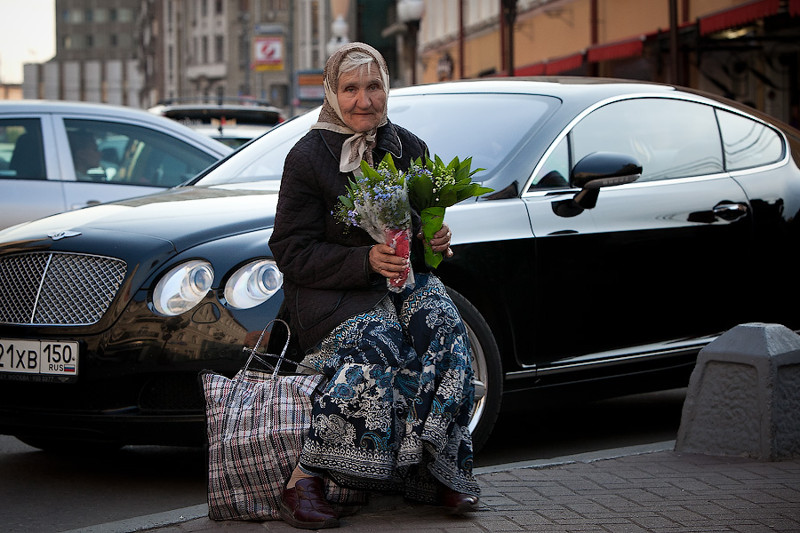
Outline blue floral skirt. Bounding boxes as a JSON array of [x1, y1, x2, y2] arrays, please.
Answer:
[[298, 273, 479, 503]]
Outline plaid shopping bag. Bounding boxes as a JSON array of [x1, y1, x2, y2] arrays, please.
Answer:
[[201, 319, 324, 521]]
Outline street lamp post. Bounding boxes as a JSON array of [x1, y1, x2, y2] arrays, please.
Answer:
[[327, 0, 351, 57], [397, 0, 425, 85]]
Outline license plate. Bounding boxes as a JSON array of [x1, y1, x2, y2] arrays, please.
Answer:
[[0, 339, 79, 376]]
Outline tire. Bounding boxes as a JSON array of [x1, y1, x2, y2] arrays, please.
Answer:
[[446, 287, 503, 453]]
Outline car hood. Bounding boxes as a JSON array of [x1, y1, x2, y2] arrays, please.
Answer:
[[0, 186, 279, 254]]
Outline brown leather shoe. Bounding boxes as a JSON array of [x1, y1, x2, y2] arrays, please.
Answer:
[[279, 477, 340, 529], [439, 485, 479, 515]]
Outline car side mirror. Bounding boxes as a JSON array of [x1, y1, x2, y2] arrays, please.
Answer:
[[570, 152, 642, 209]]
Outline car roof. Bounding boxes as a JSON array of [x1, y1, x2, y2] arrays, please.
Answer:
[[390, 76, 698, 106], [390, 76, 680, 97], [0, 99, 234, 155]]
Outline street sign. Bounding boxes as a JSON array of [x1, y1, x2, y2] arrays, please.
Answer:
[[252, 36, 283, 71]]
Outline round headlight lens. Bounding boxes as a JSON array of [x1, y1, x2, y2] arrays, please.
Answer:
[[224, 259, 283, 309], [152, 260, 214, 316]]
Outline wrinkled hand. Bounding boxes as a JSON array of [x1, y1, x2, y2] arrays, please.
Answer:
[[417, 222, 454, 258], [369, 244, 408, 279]]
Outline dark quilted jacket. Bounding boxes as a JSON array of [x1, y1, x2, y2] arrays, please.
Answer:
[[269, 120, 429, 352]]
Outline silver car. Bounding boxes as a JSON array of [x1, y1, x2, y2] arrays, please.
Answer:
[[0, 100, 233, 230]]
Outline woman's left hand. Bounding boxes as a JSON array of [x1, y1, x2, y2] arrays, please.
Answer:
[[418, 222, 454, 258]]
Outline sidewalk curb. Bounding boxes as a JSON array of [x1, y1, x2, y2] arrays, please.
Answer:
[[66, 440, 676, 532], [473, 439, 675, 474]]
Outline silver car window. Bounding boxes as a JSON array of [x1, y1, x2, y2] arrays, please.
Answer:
[[64, 118, 220, 187], [0, 118, 46, 180]]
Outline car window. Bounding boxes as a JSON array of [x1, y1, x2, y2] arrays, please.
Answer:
[[64, 119, 220, 187], [716, 109, 784, 171], [196, 93, 556, 187], [571, 98, 724, 182], [390, 94, 553, 176], [195, 111, 317, 186], [530, 137, 570, 189], [0, 118, 46, 180]]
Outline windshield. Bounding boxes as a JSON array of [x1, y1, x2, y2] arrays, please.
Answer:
[[195, 92, 554, 187]]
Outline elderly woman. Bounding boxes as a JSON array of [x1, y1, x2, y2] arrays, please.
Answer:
[[269, 42, 479, 530]]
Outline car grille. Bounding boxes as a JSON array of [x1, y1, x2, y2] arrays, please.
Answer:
[[0, 252, 127, 326]]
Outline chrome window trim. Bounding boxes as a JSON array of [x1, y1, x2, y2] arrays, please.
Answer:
[[520, 92, 791, 198], [522, 170, 736, 199]]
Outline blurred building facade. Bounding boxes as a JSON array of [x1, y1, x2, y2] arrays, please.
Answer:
[[18, 0, 800, 124], [23, 0, 142, 105], [416, 0, 800, 124]]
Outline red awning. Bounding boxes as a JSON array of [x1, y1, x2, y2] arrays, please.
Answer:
[[586, 37, 644, 63], [515, 62, 546, 76], [698, 0, 781, 35], [791, 0, 800, 17], [544, 53, 584, 75]]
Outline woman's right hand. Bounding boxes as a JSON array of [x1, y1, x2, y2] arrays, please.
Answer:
[[369, 244, 408, 280]]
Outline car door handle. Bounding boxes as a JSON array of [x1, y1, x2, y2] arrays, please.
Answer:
[[712, 202, 748, 221]]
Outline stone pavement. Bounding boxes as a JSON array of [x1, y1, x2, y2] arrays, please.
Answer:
[[75, 441, 800, 533]]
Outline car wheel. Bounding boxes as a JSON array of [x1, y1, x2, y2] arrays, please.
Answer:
[[446, 287, 503, 453]]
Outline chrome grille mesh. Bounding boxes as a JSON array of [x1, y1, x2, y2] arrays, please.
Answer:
[[0, 252, 127, 326]]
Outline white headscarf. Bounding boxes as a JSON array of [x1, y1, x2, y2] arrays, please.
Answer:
[[310, 42, 390, 174]]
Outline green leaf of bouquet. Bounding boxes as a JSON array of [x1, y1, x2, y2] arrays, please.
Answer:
[[413, 176, 435, 209], [455, 183, 494, 202], [338, 195, 354, 208], [439, 188, 458, 206], [382, 152, 398, 176]]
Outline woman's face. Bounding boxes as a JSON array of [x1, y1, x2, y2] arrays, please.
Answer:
[[336, 63, 386, 133]]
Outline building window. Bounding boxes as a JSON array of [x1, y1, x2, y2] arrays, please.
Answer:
[[202, 36, 209, 64], [110, 34, 118, 47], [201, 0, 208, 17], [215, 0, 223, 15], [110, 8, 117, 21], [118, 8, 133, 23], [95, 8, 107, 23], [86, 34, 94, 48], [215, 35, 224, 63]]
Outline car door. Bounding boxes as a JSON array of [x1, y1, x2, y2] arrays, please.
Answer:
[[0, 114, 67, 229], [58, 117, 223, 212], [524, 96, 753, 365]]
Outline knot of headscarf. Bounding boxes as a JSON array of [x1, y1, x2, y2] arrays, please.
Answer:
[[310, 42, 390, 174]]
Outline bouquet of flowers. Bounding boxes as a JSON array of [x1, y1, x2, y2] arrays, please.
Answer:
[[406, 154, 492, 268], [334, 154, 414, 292]]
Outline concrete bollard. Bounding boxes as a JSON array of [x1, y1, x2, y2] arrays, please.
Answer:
[[675, 322, 800, 461]]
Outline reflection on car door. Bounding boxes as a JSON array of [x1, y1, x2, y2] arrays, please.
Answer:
[[526, 97, 753, 365]]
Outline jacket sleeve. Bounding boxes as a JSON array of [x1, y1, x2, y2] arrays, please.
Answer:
[[269, 141, 374, 290]]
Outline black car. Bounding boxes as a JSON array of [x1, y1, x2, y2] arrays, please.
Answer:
[[1, 78, 799, 453]]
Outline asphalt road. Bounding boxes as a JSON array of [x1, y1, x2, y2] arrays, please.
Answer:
[[0, 388, 687, 532]]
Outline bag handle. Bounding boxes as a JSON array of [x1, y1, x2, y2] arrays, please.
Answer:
[[240, 318, 318, 378], [240, 318, 290, 379]]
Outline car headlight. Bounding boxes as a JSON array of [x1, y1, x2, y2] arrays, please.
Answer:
[[152, 260, 214, 316], [224, 259, 283, 309]]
